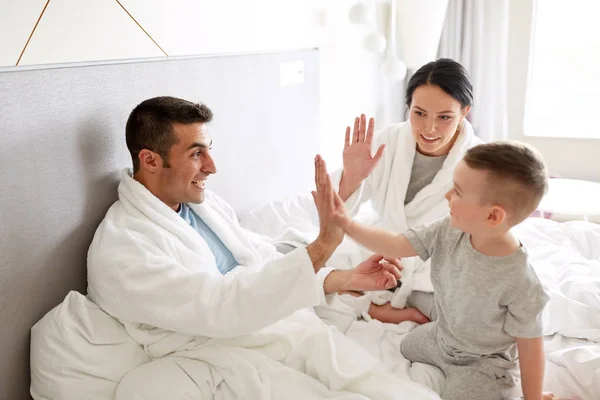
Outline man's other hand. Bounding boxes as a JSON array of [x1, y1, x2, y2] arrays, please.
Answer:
[[346, 254, 403, 292]]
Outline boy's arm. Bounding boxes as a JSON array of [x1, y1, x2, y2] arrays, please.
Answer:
[[346, 220, 418, 260], [516, 336, 545, 400], [313, 154, 418, 260]]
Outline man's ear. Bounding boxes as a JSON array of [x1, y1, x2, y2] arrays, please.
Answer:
[[138, 149, 161, 173], [487, 205, 507, 227]]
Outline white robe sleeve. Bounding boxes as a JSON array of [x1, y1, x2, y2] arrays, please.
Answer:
[[88, 235, 321, 338], [207, 191, 334, 307]]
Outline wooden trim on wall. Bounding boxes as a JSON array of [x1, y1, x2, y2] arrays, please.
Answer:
[[16, 0, 51, 66], [115, 0, 169, 56]]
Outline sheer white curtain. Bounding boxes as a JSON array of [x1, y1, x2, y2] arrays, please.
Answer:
[[438, 0, 510, 142]]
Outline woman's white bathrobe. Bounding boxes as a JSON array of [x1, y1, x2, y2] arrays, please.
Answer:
[[87, 170, 439, 399], [340, 120, 483, 297]]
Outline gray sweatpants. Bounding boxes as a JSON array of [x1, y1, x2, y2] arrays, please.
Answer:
[[402, 294, 515, 400], [407, 291, 438, 321]]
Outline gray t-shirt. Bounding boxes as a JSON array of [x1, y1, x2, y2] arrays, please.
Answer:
[[405, 152, 447, 205], [405, 216, 549, 360]]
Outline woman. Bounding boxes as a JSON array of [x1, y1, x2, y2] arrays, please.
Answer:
[[334, 58, 483, 324]]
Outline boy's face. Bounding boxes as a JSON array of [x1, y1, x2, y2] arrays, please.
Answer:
[[445, 161, 495, 235]]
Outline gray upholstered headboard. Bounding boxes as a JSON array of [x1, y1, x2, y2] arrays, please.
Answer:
[[0, 49, 319, 400]]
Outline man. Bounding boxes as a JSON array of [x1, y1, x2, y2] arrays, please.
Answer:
[[87, 96, 438, 399]]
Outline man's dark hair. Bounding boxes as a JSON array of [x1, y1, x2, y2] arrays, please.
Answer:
[[126, 96, 213, 172]]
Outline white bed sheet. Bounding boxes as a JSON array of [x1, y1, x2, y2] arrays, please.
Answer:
[[241, 202, 600, 400], [514, 218, 600, 342], [340, 318, 598, 400], [543, 334, 599, 400]]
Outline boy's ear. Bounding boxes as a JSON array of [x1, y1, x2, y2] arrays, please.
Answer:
[[487, 205, 507, 226]]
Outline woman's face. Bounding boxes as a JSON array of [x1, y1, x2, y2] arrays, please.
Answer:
[[409, 84, 470, 156]]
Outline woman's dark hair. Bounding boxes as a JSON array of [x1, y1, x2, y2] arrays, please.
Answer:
[[405, 58, 473, 109]]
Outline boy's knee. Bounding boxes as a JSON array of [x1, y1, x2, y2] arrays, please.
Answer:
[[400, 328, 420, 361], [443, 387, 503, 400], [443, 369, 505, 400], [401, 323, 436, 363]]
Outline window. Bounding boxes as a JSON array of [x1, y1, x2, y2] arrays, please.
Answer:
[[524, 0, 600, 138]]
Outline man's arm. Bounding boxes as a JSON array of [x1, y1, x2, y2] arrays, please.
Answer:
[[309, 155, 345, 273], [306, 237, 338, 274], [345, 220, 417, 260], [322, 270, 353, 294], [516, 336, 545, 400]]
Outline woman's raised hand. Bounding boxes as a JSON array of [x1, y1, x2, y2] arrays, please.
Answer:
[[339, 114, 385, 201]]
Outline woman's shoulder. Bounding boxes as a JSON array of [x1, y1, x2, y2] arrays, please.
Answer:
[[376, 120, 410, 142], [384, 120, 410, 132]]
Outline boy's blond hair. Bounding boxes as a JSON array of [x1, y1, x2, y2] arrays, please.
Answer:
[[463, 141, 548, 225]]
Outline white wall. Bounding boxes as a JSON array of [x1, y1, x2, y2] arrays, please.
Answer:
[[507, 0, 600, 182], [318, 2, 384, 169], [0, 0, 322, 66], [0, 0, 383, 170]]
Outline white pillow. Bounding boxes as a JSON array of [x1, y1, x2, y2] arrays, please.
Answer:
[[30, 291, 150, 399]]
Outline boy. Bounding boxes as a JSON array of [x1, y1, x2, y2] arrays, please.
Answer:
[[312, 142, 555, 400]]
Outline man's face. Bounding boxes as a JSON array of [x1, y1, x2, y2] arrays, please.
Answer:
[[156, 122, 216, 209]]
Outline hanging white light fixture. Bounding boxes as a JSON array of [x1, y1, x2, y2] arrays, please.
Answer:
[[347, 0, 449, 75], [348, 1, 369, 25], [380, 0, 406, 81], [348, 0, 386, 53], [395, 0, 449, 69]]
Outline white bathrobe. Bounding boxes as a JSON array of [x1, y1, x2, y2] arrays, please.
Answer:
[[241, 120, 482, 315], [87, 169, 439, 399], [340, 120, 483, 299]]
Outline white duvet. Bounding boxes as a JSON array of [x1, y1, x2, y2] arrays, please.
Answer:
[[513, 218, 600, 342], [241, 206, 600, 400]]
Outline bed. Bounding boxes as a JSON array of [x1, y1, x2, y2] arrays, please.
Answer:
[[240, 193, 600, 400], [1, 48, 598, 399], [0, 49, 321, 400]]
